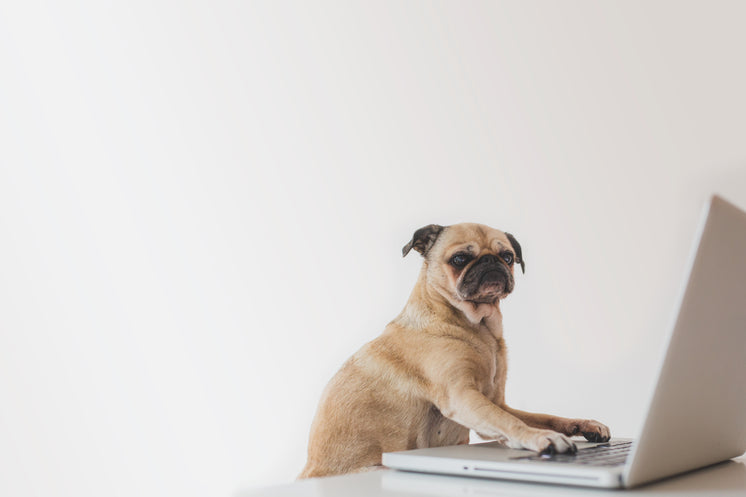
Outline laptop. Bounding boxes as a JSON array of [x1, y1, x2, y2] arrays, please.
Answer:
[[383, 194, 746, 489]]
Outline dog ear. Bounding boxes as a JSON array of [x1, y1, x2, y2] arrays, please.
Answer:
[[402, 224, 445, 257], [504, 232, 525, 273]]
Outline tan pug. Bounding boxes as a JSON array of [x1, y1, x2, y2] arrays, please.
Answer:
[[299, 223, 610, 479]]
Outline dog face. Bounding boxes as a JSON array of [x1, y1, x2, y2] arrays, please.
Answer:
[[403, 223, 524, 306]]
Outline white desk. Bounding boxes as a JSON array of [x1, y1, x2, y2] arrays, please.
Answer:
[[244, 456, 746, 496]]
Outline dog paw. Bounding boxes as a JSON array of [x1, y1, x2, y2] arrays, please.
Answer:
[[512, 429, 577, 454], [563, 419, 611, 442]]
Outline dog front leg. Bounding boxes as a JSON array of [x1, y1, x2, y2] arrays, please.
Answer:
[[437, 389, 577, 453], [502, 406, 610, 443]]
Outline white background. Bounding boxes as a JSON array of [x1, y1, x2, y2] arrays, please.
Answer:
[[1, 1, 746, 496]]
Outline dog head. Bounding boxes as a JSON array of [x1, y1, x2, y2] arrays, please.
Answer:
[[403, 223, 524, 307]]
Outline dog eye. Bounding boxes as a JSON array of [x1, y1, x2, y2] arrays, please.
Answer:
[[501, 253, 514, 265], [450, 254, 471, 268]]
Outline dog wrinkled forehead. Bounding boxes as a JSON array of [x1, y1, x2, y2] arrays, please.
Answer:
[[444, 224, 497, 248]]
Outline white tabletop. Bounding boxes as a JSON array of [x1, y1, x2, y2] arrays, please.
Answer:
[[243, 456, 746, 496]]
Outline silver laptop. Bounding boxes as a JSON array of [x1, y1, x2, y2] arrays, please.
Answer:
[[383, 194, 746, 489]]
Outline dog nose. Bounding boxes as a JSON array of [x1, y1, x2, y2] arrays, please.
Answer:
[[480, 254, 500, 265]]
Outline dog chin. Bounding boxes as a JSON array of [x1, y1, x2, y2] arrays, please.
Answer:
[[467, 296, 500, 305], [460, 288, 505, 305], [461, 278, 510, 301]]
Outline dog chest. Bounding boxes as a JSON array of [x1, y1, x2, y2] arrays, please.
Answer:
[[480, 333, 507, 403]]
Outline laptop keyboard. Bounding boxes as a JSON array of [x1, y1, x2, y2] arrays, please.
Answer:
[[515, 440, 633, 467]]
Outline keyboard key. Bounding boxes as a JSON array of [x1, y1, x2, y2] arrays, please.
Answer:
[[513, 440, 633, 467]]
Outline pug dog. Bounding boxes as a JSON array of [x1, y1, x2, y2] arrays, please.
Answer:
[[299, 223, 610, 479]]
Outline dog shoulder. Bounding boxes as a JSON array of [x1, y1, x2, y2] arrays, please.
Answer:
[[327, 325, 433, 398]]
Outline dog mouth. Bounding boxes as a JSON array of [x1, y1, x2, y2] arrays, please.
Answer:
[[469, 285, 504, 304], [479, 270, 503, 285], [458, 266, 512, 303]]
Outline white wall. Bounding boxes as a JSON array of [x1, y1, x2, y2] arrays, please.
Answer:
[[1, 1, 745, 496]]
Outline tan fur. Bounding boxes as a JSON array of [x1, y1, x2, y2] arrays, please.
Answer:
[[299, 223, 609, 479]]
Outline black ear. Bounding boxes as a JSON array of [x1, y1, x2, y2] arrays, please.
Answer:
[[402, 224, 445, 257], [504, 232, 525, 274]]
